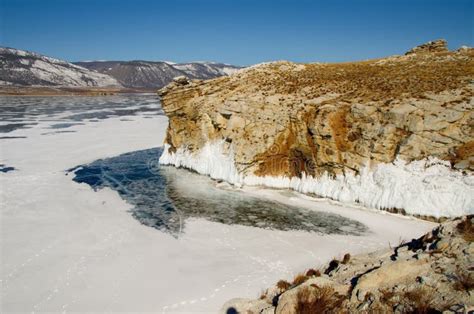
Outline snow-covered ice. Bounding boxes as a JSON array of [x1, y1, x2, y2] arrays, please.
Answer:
[[1, 97, 435, 313]]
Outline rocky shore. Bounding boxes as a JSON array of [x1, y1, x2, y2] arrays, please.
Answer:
[[158, 40, 473, 219], [220, 216, 474, 313]]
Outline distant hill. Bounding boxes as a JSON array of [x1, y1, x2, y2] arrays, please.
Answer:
[[0, 47, 121, 88], [74, 60, 242, 89], [0, 47, 243, 91]]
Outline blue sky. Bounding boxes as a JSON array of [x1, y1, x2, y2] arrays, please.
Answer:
[[0, 0, 472, 65]]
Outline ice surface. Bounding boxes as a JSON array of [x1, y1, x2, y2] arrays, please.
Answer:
[[0, 94, 163, 133], [160, 141, 474, 218], [0, 98, 435, 313], [71, 147, 368, 236]]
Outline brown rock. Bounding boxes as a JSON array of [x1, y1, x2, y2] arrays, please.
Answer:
[[159, 40, 473, 180], [405, 39, 449, 55]]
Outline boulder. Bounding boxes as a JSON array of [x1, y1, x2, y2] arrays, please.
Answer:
[[172, 75, 189, 85]]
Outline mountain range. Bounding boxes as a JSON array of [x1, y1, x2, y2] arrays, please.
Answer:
[[0, 47, 242, 91], [75, 60, 240, 89]]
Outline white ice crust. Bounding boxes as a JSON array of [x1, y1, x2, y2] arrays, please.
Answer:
[[160, 141, 474, 218]]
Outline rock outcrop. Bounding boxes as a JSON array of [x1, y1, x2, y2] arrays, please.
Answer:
[[221, 216, 474, 313], [405, 39, 449, 55], [158, 41, 474, 218]]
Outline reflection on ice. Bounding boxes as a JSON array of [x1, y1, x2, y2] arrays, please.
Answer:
[[70, 148, 368, 237]]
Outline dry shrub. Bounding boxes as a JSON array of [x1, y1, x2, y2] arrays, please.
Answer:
[[402, 286, 452, 313], [276, 280, 291, 291], [341, 253, 351, 265], [295, 285, 346, 314], [305, 268, 321, 277], [453, 269, 474, 292], [456, 216, 474, 242], [368, 301, 392, 313], [378, 288, 397, 307], [293, 273, 309, 286]]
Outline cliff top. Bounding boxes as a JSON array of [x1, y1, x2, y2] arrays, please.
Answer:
[[160, 40, 474, 104]]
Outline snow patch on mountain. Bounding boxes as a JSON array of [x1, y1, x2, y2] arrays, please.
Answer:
[[76, 60, 242, 89], [0, 47, 121, 87]]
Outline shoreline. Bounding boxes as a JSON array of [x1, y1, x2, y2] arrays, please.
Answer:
[[0, 86, 156, 96], [0, 101, 435, 312]]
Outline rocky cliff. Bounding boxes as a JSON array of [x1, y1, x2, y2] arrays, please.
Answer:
[[158, 40, 474, 218]]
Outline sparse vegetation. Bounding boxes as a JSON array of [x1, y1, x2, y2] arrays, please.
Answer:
[[276, 280, 291, 291], [295, 285, 346, 314], [305, 268, 321, 277], [378, 288, 396, 306], [249, 50, 474, 102], [456, 216, 474, 242], [292, 273, 309, 286], [402, 286, 448, 313], [453, 269, 474, 292], [225, 219, 473, 313], [341, 253, 351, 265]]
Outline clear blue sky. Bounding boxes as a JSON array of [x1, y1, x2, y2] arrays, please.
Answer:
[[0, 0, 472, 65]]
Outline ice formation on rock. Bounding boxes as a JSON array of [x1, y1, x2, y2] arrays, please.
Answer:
[[160, 141, 474, 218]]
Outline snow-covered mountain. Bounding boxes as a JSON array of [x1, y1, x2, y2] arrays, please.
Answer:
[[173, 62, 241, 78], [0, 47, 243, 90], [0, 47, 121, 87], [75, 60, 242, 89]]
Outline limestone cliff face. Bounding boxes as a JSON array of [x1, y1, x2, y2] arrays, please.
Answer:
[[158, 41, 474, 218]]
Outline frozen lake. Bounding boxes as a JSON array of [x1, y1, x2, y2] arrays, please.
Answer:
[[0, 95, 435, 313], [70, 147, 367, 236]]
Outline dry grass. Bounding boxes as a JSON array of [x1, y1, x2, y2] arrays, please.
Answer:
[[295, 285, 346, 314], [402, 286, 452, 313], [377, 286, 454, 313], [456, 216, 474, 242], [258, 51, 474, 102], [379, 288, 396, 306], [305, 269, 321, 277], [276, 280, 291, 291], [341, 253, 351, 265], [292, 273, 309, 286], [453, 269, 474, 292]]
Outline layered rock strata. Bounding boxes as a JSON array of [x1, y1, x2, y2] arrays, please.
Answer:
[[158, 41, 474, 218]]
